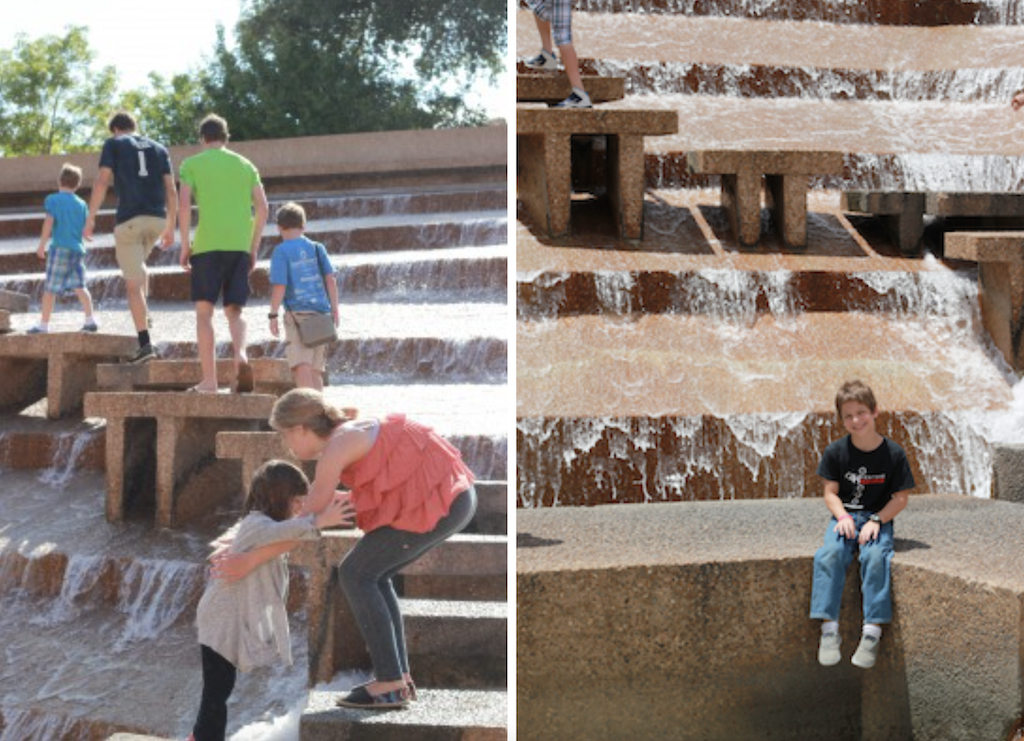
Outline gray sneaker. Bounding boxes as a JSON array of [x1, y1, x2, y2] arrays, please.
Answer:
[[524, 49, 558, 71], [851, 634, 880, 669], [818, 631, 841, 666]]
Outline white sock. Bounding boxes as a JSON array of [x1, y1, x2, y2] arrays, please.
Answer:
[[822, 621, 839, 635], [863, 623, 882, 640]]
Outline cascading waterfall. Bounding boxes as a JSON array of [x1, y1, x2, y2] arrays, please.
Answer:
[[37, 427, 102, 489]]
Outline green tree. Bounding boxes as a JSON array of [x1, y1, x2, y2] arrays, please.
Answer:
[[0, 27, 117, 156], [202, 0, 505, 140], [119, 72, 211, 147]]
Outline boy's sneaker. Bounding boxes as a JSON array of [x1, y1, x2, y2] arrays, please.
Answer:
[[524, 48, 558, 71], [851, 634, 880, 669], [81, 320, 99, 332], [818, 631, 841, 666], [26, 325, 48, 335], [553, 88, 592, 109], [129, 344, 157, 364]]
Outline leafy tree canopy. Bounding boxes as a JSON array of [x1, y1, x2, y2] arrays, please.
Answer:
[[202, 0, 506, 139]]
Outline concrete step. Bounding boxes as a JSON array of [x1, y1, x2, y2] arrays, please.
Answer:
[[301, 688, 507, 741], [0, 248, 507, 303], [542, 0, 1012, 24], [404, 599, 507, 688], [0, 211, 507, 275], [516, 495, 1024, 740], [517, 11, 1024, 101]]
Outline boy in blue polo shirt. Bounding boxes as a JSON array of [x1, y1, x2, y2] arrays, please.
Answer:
[[28, 164, 97, 334], [267, 202, 338, 390]]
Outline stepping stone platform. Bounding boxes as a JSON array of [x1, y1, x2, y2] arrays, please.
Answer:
[[517, 106, 678, 240], [302, 688, 507, 741], [0, 332, 136, 418], [516, 73, 625, 105], [84, 391, 276, 528], [688, 149, 845, 248], [0, 288, 29, 312], [518, 495, 1024, 741], [96, 357, 292, 394], [944, 231, 1024, 371]]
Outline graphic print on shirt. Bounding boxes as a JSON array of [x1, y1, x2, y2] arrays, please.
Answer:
[[844, 466, 886, 509]]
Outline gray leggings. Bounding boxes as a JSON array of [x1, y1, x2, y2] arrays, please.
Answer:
[[338, 487, 477, 681]]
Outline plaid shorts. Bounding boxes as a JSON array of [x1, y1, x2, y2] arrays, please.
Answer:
[[44, 247, 86, 294], [529, 0, 573, 45]]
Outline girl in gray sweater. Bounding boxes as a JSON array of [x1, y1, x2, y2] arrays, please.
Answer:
[[189, 460, 353, 741]]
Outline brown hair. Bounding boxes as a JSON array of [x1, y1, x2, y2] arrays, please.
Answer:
[[270, 388, 357, 438], [107, 111, 137, 133], [835, 379, 877, 418], [198, 114, 229, 143], [244, 459, 309, 522], [276, 202, 307, 230], [59, 163, 82, 190]]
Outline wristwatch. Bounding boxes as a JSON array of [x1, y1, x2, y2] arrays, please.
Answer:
[[869, 514, 882, 524]]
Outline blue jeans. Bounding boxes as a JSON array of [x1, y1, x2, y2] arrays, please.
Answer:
[[809, 511, 894, 625], [338, 487, 477, 682]]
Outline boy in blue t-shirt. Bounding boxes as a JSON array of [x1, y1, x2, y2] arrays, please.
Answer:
[[28, 164, 97, 334], [267, 202, 338, 390]]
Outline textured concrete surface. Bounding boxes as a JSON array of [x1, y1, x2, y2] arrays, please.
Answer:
[[516, 74, 625, 104], [0, 332, 136, 418], [518, 496, 1024, 741], [842, 191, 927, 254], [302, 689, 507, 741], [96, 357, 292, 394], [0, 288, 29, 312], [293, 532, 507, 685], [994, 444, 1024, 504], [84, 391, 275, 528]]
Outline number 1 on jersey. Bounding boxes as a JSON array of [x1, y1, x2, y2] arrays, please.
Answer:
[[137, 151, 149, 177]]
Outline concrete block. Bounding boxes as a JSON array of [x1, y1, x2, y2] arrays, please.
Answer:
[[0, 310, 9, 333], [517, 497, 1024, 741], [517, 74, 625, 104], [84, 392, 276, 528], [0, 332, 136, 418], [96, 357, 292, 394], [945, 232, 1024, 264], [993, 443, 1024, 504], [0, 288, 30, 312], [927, 192, 1024, 218], [301, 689, 507, 741], [403, 599, 507, 688]]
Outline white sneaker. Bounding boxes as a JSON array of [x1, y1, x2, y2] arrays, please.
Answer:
[[553, 88, 592, 109], [851, 634, 880, 669], [26, 325, 48, 335], [818, 631, 841, 666], [524, 49, 558, 71]]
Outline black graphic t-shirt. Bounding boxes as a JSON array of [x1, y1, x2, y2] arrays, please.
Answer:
[[816, 436, 915, 513]]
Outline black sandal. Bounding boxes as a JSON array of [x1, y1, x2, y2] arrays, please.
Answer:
[[335, 685, 410, 710]]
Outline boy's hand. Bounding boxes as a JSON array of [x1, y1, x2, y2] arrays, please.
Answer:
[[179, 243, 192, 272], [833, 515, 856, 540], [1013, 90, 1024, 111], [858, 520, 881, 545], [36, 245, 46, 260], [159, 227, 175, 250], [332, 306, 340, 327], [269, 316, 280, 338]]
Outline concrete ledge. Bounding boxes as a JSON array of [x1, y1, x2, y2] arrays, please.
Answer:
[[294, 532, 507, 684], [403, 599, 507, 688], [96, 357, 292, 394], [0, 310, 8, 333], [516, 107, 677, 136], [0, 332, 136, 418], [688, 150, 844, 247], [301, 689, 507, 741], [518, 496, 1024, 741], [943, 232, 1024, 371], [0, 289, 30, 312], [842, 190, 926, 255], [85, 392, 275, 528], [994, 443, 1024, 504], [516, 74, 625, 104]]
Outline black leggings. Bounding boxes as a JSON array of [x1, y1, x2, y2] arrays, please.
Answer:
[[193, 645, 237, 741]]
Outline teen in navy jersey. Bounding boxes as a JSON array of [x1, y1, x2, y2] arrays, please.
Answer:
[[85, 111, 177, 364]]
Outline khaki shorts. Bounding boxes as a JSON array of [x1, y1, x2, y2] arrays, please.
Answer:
[[284, 312, 328, 373], [114, 215, 165, 282]]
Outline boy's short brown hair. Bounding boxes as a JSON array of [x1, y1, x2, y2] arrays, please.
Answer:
[[59, 163, 83, 190], [835, 379, 877, 417], [275, 202, 307, 230], [198, 114, 229, 143], [107, 111, 137, 133]]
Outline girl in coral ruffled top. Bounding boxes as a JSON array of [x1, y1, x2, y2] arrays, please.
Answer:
[[213, 388, 476, 710]]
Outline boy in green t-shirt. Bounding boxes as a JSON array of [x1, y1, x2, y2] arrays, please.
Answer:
[[178, 114, 269, 393]]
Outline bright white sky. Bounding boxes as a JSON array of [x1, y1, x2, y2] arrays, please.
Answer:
[[0, 0, 510, 120]]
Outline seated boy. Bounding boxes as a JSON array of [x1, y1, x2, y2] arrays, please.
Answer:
[[810, 379, 915, 669]]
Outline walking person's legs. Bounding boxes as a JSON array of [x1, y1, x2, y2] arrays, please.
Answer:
[[194, 300, 219, 391], [192, 644, 237, 741]]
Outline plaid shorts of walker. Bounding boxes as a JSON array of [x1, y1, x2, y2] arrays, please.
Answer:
[[44, 246, 87, 294], [529, 0, 573, 45]]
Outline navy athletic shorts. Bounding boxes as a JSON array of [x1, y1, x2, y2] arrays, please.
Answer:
[[189, 251, 251, 307]]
